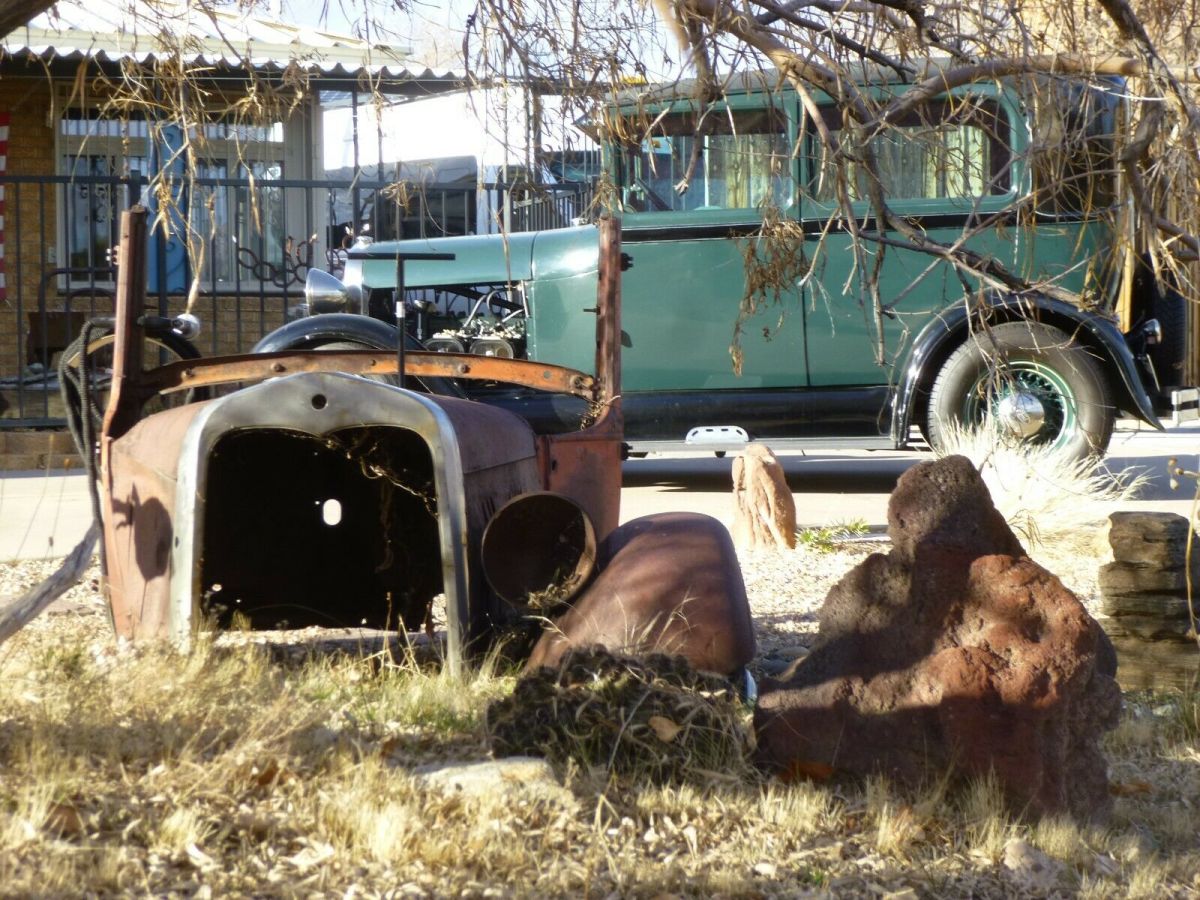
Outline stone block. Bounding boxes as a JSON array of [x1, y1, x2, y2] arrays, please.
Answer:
[[1105, 511, 1194, 567], [1100, 614, 1196, 642], [1100, 591, 1194, 619], [1099, 561, 1194, 595]]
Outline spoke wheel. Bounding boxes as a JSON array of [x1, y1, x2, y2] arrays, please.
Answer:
[[959, 361, 1077, 451], [927, 321, 1115, 461], [63, 331, 206, 430]]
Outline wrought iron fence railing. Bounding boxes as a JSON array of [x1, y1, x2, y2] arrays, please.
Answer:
[[0, 173, 594, 427]]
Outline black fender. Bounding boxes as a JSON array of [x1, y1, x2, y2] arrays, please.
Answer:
[[891, 294, 1163, 446], [252, 313, 467, 398]]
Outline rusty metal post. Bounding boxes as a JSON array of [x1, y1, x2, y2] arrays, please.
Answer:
[[100, 206, 149, 444], [100, 206, 150, 634], [537, 216, 624, 540], [594, 215, 623, 417]]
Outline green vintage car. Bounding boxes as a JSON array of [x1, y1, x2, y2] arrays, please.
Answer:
[[259, 66, 1183, 460]]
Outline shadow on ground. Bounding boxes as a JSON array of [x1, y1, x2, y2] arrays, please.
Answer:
[[621, 453, 921, 494]]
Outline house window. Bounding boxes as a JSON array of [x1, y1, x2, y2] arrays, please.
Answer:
[[186, 121, 288, 287], [59, 115, 149, 276], [58, 112, 291, 287]]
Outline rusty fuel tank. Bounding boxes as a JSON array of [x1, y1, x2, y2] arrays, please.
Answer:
[[525, 512, 757, 676]]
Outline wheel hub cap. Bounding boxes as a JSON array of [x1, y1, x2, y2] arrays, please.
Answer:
[[995, 390, 1046, 438]]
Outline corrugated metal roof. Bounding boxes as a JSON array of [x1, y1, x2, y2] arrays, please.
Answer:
[[1, 0, 463, 82]]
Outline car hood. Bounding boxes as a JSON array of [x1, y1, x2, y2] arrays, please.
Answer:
[[353, 232, 540, 288], [353, 226, 600, 288]]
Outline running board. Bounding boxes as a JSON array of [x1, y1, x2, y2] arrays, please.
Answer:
[[626, 434, 900, 454]]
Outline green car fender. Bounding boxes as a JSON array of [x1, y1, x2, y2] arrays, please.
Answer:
[[892, 294, 1163, 446]]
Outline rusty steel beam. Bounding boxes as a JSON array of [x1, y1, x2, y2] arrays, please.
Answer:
[[141, 350, 596, 399], [538, 216, 624, 539], [99, 207, 149, 443]]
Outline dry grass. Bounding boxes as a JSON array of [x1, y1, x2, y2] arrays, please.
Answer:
[[932, 420, 1148, 549], [0, 572, 1197, 896]]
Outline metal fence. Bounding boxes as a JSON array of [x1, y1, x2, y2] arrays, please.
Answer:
[[0, 173, 593, 426]]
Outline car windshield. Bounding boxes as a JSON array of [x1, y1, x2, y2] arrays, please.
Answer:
[[619, 106, 793, 213]]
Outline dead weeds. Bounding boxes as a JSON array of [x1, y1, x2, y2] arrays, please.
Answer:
[[487, 647, 753, 786], [0, 560, 1197, 897]]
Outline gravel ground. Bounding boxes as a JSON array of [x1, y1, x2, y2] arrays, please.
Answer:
[[0, 532, 1105, 668], [739, 534, 1103, 672]]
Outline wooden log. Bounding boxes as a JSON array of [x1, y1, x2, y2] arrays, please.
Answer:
[[0, 524, 99, 646]]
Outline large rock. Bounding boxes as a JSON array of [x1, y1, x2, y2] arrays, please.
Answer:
[[755, 455, 1122, 821], [732, 444, 797, 549]]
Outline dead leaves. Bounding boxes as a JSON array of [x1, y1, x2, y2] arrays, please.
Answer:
[[648, 715, 682, 743]]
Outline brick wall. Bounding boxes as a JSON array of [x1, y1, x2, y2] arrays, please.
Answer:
[[0, 72, 56, 391], [0, 67, 312, 420]]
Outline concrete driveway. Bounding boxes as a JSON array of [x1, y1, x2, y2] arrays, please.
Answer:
[[1, 420, 1197, 562]]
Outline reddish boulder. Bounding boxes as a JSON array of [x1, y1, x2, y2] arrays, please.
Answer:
[[755, 455, 1121, 821]]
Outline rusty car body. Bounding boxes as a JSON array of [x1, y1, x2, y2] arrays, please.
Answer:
[[95, 207, 755, 677]]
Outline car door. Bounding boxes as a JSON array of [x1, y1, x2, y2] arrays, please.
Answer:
[[615, 91, 806, 393], [799, 86, 1026, 387]]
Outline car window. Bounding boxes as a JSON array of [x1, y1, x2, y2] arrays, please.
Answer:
[[808, 97, 1012, 202], [1028, 80, 1119, 214], [620, 106, 793, 213]]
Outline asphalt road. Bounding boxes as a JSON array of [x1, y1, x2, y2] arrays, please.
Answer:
[[1, 420, 1197, 563], [618, 419, 1200, 530]]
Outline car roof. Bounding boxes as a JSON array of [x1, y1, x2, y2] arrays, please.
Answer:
[[610, 58, 967, 106]]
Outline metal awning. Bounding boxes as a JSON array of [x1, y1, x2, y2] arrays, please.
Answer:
[[1, 0, 467, 94]]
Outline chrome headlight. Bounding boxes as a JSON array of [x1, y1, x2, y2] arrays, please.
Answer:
[[426, 334, 466, 353], [304, 269, 350, 315]]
